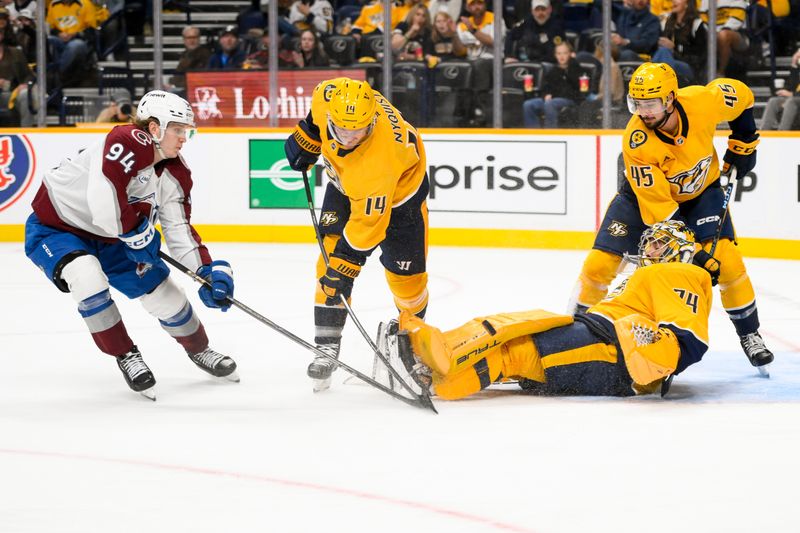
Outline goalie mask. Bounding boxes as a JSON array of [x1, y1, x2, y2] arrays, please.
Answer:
[[638, 221, 696, 267]]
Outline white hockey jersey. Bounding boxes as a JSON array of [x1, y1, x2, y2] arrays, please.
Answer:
[[31, 124, 211, 271]]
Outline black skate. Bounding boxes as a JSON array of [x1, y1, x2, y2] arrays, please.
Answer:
[[308, 342, 340, 392], [188, 348, 240, 382], [117, 346, 157, 401], [740, 332, 774, 377]]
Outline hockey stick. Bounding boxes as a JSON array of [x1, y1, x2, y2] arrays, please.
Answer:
[[709, 167, 737, 257], [158, 251, 435, 412], [300, 170, 437, 412]]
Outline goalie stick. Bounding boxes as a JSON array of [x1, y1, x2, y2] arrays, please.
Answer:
[[158, 251, 437, 412], [300, 170, 438, 412]]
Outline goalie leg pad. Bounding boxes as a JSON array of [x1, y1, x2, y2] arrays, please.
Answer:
[[614, 314, 680, 387], [568, 249, 623, 311], [385, 271, 428, 316], [400, 309, 572, 376]]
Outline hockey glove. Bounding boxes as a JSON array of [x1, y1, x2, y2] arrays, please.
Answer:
[[693, 249, 721, 286], [284, 126, 321, 171], [319, 253, 365, 305], [722, 133, 759, 177], [119, 218, 161, 266], [197, 260, 234, 312]]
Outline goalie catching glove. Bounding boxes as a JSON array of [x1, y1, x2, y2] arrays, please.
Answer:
[[722, 133, 759, 177], [197, 260, 234, 311], [320, 253, 365, 305]]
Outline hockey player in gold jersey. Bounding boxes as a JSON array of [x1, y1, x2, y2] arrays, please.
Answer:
[[284, 77, 429, 391], [393, 221, 713, 399], [568, 62, 773, 373]]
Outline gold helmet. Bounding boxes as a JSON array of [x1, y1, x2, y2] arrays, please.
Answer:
[[638, 220, 696, 267], [627, 62, 678, 114], [328, 78, 377, 131]]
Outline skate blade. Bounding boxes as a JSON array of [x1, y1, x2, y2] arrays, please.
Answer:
[[312, 377, 332, 392], [219, 369, 240, 383], [138, 386, 157, 401], [756, 364, 770, 378]]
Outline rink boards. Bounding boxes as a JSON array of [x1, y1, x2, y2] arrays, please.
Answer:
[[0, 127, 797, 259]]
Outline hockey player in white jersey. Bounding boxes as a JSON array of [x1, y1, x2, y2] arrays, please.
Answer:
[[24, 91, 238, 400]]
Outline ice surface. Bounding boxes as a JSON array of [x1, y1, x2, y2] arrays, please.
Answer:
[[2, 242, 798, 533]]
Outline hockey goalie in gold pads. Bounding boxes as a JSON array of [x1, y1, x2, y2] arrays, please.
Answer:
[[397, 221, 714, 399]]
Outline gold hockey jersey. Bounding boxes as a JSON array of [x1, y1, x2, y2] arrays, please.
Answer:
[[622, 78, 754, 225], [309, 79, 427, 252], [589, 261, 713, 375]]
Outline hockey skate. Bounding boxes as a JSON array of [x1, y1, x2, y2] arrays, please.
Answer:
[[188, 348, 240, 382], [377, 319, 432, 396], [117, 346, 157, 401], [740, 332, 774, 377], [308, 342, 340, 392]]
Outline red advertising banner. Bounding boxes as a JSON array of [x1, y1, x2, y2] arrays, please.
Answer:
[[186, 69, 367, 127]]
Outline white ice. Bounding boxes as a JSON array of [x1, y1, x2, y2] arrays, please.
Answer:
[[2, 242, 799, 533]]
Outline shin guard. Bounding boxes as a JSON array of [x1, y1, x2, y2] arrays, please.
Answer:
[[709, 239, 759, 335], [385, 271, 429, 317], [568, 249, 623, 312]]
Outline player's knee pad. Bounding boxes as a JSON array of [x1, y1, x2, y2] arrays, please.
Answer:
[[385, 271, 428, 316], [704, 239, 755, 310], [60, 254, 110, 303], [502, 336, 545, 382], [139, 277, 189, 321], [569, 249, 623, 310]]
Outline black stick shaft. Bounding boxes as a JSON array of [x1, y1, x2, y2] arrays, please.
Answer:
[[158, 251, 431, 410], [300, 171, 436, 411]]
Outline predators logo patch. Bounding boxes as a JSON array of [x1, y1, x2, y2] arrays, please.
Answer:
[[666, 156, 712, 195], [629, 130, 648, 149], [322, 83, 337, 102], [320, 211, 339, 226], [608, 220, 628, 237]]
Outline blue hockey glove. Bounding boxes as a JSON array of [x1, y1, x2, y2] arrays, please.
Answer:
[[197, 260, 234, 311], [722, 133, 759, 177], [284, 127, 321, 171], [119, 218, 161, 266]]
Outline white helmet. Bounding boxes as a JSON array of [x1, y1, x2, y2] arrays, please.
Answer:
[[137, 90, 195, 141]]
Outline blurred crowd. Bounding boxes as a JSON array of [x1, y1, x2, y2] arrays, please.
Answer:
[[5, 0, 800, 128]]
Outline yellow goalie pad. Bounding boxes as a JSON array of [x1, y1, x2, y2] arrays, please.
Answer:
[[400, 309, 573, 377], [614, 314, 680, 386]]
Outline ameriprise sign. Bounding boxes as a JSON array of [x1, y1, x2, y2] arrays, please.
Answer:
[[424, 139, 567, 215]]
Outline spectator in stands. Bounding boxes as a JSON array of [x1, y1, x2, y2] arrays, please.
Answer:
[[760, 48, 800, 130], [95, 95, 133, 123], [576, 42, 625, 128], [46, 0, 105, 85], [509, 0, 562, 28], [0, 17, 33, 125], [12, 8, 35, 62], [612, 0, 660, 61], [698, 0, 749, 77], [457, 0, 504, 124], [652, 0, 707, 84], [164, 25, 212, 95], [207, 25, 247, 70], [504, 0, 565, 64], [391, 4, 434, 60], [351, 0, 408, 49], [428, 0, 463, 27], [523, 41, 587, 127], [290, 29, 331, 67], [289, 0, 334, 36], [242, 29, 295, 69], [430, 11, 466, 61], [6, 0, 38, 21]]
